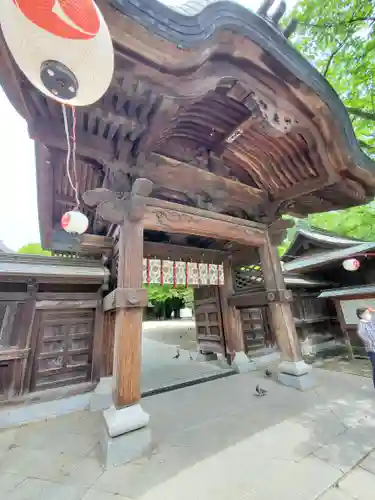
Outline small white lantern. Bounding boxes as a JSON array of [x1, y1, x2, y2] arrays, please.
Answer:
[[342, 258, 360, 272], [0, 0, 114, 106], [61, 211, 89, 235]]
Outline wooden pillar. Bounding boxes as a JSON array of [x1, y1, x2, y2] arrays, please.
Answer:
[[219, 260, 254, 372], [83, 180, 153, 468], [83, 179, 152, 410], [112, 214, 145, 408], [219, 260, 245, 355], [259, 234, 302, 362]]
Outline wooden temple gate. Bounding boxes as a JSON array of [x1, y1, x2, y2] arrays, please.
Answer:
[[2, 0, 375, 466]]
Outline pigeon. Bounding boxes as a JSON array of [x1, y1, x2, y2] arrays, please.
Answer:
[[255, 384, 268, 396], [173, 347, 180, 359], [265, 369, 272, 378]]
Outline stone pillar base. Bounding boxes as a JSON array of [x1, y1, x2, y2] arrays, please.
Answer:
[[233, 351, 257, 373], [278, 360, 316, 391], [100, 403, 151, 468], [90, 377, 112, 411], [214, 353, 231, 369], [101, 425, 152, 468], [196, 352, 218, 362]]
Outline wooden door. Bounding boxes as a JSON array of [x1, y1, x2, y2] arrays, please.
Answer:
[[0, 298, 34, 401], [193, 286, 226, 354], [31, 305, 95, 392], [240, 306, 276, 354]]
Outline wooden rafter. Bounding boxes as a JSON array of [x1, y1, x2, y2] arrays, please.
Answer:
[[1, 0, 375, 249]]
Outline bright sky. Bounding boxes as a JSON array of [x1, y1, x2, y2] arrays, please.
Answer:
[[0, 91, 39, 251], [0, 0, 297, 251]]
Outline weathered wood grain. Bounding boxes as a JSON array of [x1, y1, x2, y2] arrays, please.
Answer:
[[143, 199, 266, 246]]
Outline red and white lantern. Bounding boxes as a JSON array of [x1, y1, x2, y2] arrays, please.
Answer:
[[342, 258, 360, 272], [0, 1, 114, 106], [61, 210, 88, 235]]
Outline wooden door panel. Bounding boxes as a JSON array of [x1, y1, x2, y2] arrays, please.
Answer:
[[32, 306, 95, 392], [241, 306, 276, 354], [194, 286, 225, 354]]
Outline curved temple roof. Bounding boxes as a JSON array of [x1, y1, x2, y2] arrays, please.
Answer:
[[111, 0, 375, 174], [282, 226, 368, 262], [1, 0, 375, 249]]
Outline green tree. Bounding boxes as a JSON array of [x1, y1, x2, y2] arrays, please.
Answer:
[[308, 204, 375, 240], [289, 0, 375, 155], [17, 243, 51, 256], [146, 284, 194, 319], [276, 1, 375, 255]]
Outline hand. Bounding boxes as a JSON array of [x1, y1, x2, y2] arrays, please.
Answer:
[[368, 307, 375, 313]]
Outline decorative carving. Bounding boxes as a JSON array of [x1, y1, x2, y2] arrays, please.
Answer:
[[83, 188, 117, 207], [154, 209, 195, 228], [96, 200, 127, 225], [252, 92, 297, 134], [83, 178, 153, 225]]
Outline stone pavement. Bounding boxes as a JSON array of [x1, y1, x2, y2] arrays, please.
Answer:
[[141, 337, 232, 394], [314, 356, 373, 380], [142, 320, 233, 394], [142, 319, 196, 352], [1, 368, 375, 499]]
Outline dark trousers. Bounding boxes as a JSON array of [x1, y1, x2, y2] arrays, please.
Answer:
[[368, 351, 375, 388]]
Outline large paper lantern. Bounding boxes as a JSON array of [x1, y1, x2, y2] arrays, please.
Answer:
[[342, 258, 360, 272], [0, 1, 114, 106], [61, 210, 89, 235]]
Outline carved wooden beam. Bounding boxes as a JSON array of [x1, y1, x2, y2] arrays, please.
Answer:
[[84, 188, 266, 246], [135, 154, 266, 211], [142, 198, 266, 246]]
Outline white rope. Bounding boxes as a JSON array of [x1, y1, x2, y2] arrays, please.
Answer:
[[61, 104, 80, 209]]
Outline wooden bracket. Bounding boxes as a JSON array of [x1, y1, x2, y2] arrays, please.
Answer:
[[83, 178, 153, 224], [266, 289, 293, 303], [268, 218, 294, 246], [103, 287, 149, 312], [127, 178, 153, 221]]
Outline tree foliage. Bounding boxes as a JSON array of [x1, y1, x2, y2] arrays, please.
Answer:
[[290, 0, 375, 155], [308, 203, 375, 240], [17, 243, 51, 256], [276, 1, 375, 255], [146, 284, 194, 320], [146, 284, 194, 307]]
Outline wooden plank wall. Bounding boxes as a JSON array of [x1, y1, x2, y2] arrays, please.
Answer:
[[0, 296, 35, 401]]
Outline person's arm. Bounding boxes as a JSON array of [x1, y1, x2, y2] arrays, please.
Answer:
[[368, 308, 375, 326], [358, 323, 370, 344]]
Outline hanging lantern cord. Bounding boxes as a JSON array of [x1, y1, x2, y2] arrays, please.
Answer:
[[62, 103, 80, 210]]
